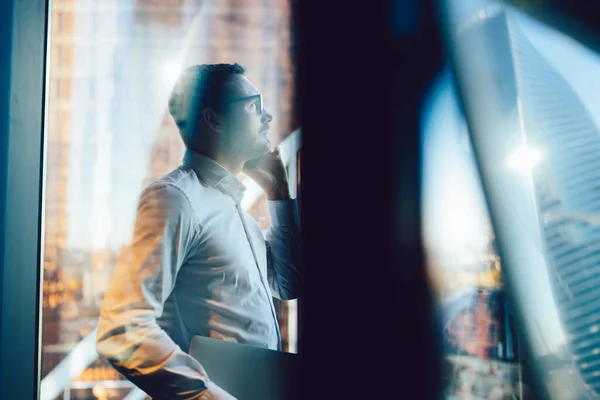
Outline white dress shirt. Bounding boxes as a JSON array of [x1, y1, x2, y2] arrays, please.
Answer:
[[96, 149, 301, 399]]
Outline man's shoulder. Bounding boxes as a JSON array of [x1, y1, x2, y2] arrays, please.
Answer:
[[143, 165, 216, 206], [156, 165, 198, 191], [140, 166, 197, 202]]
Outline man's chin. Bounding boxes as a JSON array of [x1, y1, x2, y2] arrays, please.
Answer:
[[247, 148, 270, 162], [260, 142, 272, 155], [254, 136, 271, 155]]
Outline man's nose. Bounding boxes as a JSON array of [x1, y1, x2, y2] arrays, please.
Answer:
[[262, 108, 273, 123]]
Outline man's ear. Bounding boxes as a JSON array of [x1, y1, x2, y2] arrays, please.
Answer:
[[203, 108, 222, 132]]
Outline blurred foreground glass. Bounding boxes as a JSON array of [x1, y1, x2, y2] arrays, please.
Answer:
[[40, 1, 297, 399], [422, 70, 525, 399], [439, 0, 600, 398]]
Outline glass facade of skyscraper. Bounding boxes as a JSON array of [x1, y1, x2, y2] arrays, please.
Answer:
[[425, 5, 600, 398], [437, 6, 600, 398], [509, 12, 600, 396]]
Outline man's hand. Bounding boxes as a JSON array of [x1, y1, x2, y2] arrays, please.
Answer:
[[199, 381, 238, 400], [243, 148, 291, 200]]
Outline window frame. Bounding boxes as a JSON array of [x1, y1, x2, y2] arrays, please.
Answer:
[[0, 0, 51, 398]]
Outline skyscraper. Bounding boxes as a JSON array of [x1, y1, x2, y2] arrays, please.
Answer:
[[508, 14, 600, 395], [457, 7, 600, 396]]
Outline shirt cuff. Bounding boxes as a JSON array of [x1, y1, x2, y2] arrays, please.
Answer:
[[267, 198, 299, 227]]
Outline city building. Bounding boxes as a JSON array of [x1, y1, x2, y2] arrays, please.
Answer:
[[451, 6, 600, 397], [507, 10, 600, 397]]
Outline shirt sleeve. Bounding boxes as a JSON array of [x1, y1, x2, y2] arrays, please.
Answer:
[[265, 198, 301, 300], [96, 183, 210, 399]]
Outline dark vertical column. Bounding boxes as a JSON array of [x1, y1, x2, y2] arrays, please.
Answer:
[[0, 0, 50, 398], [389, 2, 445, 398], [296, 0, 443, 398]]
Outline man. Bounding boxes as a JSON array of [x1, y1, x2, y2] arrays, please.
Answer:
[[96, 63, 301, 399]]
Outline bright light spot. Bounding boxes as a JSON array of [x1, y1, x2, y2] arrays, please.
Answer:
[[594, 348, 600, 355], [591, 325, 600, 333], [92, 385, 107, 400], [507, 145, 543, 172], [162, 60, 182, 87]]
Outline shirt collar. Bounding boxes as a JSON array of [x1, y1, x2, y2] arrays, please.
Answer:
[[183, 149, 247, 203]]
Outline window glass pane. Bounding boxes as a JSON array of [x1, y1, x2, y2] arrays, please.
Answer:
[[40, 1, 297, 399], [439, 1, 600, 398]]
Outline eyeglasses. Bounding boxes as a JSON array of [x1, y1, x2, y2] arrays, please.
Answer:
[[227, 94, 263, 114]]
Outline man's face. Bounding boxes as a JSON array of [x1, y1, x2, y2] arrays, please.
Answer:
[[220, 75, 273, 160]]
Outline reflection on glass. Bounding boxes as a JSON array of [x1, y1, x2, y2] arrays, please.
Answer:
[[507, 145, 543, 172], [40, 1, 296, 399], [422, 70, 524, 399], [442, 0, 600, 398]]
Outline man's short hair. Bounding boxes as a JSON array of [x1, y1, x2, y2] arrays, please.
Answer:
[[168, 63, 246, 131]]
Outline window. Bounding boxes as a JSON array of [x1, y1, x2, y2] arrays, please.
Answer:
[[39, 1, 298, 399]]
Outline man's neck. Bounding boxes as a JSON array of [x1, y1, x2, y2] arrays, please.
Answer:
[[193, 148, 245, 176], [214, 157, 244, 176]]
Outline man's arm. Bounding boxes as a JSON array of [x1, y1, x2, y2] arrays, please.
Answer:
[[96, 183, 231, 399], [265, 199, 301, 300], [243, 148, 301, 301]]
